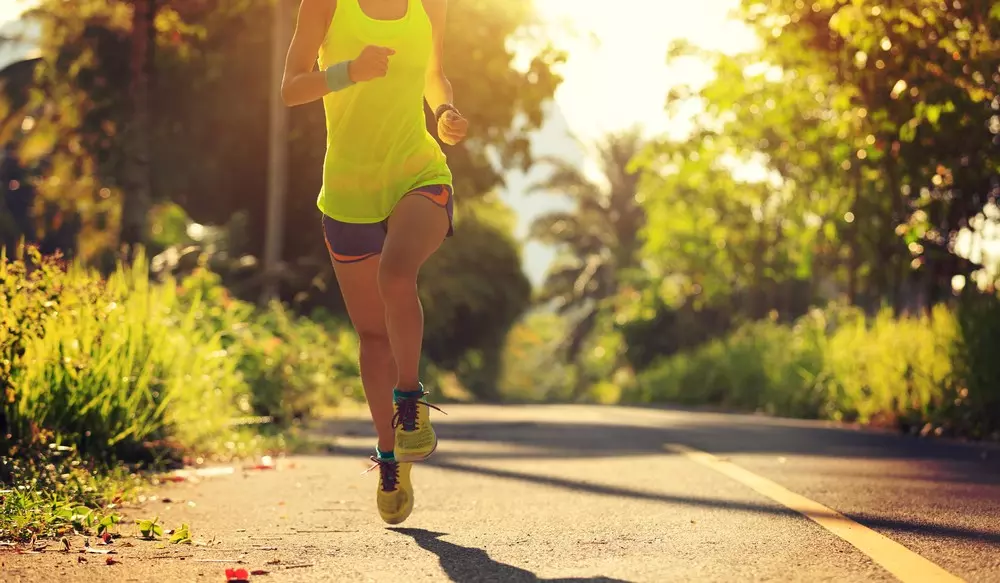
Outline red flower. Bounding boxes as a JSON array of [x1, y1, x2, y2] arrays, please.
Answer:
[[225, 568, 250, 582]]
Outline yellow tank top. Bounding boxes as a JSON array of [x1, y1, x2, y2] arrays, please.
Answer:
[[316, 0, 452, 223]]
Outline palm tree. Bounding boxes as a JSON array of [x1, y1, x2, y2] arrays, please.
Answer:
[[529, 128, 647, 367]]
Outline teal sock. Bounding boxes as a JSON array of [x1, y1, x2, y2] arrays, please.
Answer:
[[394, 383, 424, 401], [376, 447, 395, 461]]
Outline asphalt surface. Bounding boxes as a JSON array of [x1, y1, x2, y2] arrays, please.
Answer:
[[2, 404, 999, 582]]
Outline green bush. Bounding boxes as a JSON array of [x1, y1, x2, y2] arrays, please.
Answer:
[[628, 313, 827, 417], [499, 311, 579, 402], [952, 290, 1000, 439], [1, 249, 364, 465], [2, 250, 249, 461], [821, 305, 957, 426], [0, 249, 368, 541], [173, 267, 362, 424], [630, 298, 1000, 439]]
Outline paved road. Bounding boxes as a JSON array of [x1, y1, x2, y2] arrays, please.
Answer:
[[3, 404, 1000, 582]]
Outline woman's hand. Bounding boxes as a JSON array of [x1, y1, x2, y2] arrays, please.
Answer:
[[349, 46, 396, 82], [437, 109, 468, 146]]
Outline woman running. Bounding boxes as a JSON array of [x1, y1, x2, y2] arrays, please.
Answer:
[[281, 0, 467, 525]]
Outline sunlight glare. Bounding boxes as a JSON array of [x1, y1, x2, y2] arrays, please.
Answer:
[[535, 0, 757, 140]]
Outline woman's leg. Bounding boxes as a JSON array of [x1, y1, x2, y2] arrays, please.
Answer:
[[323, 215, 398, 454], [332, 256, 398, 453], [379, 191, 451, 392]]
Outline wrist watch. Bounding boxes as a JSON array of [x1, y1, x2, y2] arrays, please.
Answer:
[[435, 103, 459, 120]]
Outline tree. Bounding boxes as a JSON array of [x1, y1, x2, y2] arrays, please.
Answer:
[[647, 0, 1000, 314], [12, 0, 564, 384], [529, 129, 646, 370], [119, 0, 156, 252], [420, 196, 532, 400]]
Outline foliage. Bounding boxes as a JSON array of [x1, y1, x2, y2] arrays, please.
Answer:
[[643, 0, 1000, 317], [0, 246, 367, 540], [1, 248, 249, 461], [0, 246, 367, 450], [567, 1, 1000, 440], [171, 263, 364, 424], [529, 129, 646, 394], [0, 447, 134, 542], [630, 298, 1000, 440], [952, 287, 1000, 438], [498, 310, 578, 402], [8, 0, 562, 382], [420, 196, 533, 400]]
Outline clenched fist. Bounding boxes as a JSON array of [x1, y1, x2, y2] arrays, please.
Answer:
[[437, 109, 468, 146], [348, 46, 395, 82]]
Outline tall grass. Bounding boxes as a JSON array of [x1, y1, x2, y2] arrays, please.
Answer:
[[2, 251, 248, 460], [2, 250, 367, 462], [1, 249, 366, 540]]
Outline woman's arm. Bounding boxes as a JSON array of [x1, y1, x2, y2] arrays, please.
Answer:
[[423, 0, 468, 145], [281, 0, 395, 107], [423, 0, 453, 113], [281, 0, 336, 107]]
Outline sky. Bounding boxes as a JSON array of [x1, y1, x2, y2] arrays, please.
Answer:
[[0, 1, 22, 23]]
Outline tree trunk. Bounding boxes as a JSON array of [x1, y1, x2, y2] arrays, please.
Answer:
[[119, 0, 156, 257], [883, 149, 904, 313]]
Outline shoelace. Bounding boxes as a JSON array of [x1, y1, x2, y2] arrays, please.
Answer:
[[391, 390, 446, 431], [363, 455, 399, 492]]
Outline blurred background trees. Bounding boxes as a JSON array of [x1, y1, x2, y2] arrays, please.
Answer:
[[1, 0, 998, 435], [0, 0, 564, 398]]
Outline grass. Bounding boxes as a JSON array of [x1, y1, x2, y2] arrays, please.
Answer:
[[0, 248, 364, 542], [0, 446, 138, 542], [627, 298, 1000, 440]]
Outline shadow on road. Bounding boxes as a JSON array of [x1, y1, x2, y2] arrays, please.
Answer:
[[316, 409, 1000, 548], [318, 412, 997, 460], [389, 527, 633, 583], [318, 413, 1000, 482], [424, 458, 1000, 546]]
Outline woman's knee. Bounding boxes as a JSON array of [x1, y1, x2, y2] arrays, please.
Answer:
[[357, 329, 392, 354], [377, 259, 417, 301]]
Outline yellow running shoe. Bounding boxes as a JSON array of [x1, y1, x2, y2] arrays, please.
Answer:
[[363, 455, 413, 525], [392, 385, 445, 462]]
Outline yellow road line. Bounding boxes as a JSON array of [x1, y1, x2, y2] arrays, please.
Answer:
[[664, 443, 965, 583]]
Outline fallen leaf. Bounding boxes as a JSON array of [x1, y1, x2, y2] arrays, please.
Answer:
[[250, 569, 270, 576], [85, 548, 115, 555], [77, 556, 87, 564], [105, 557, 119, 565]]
